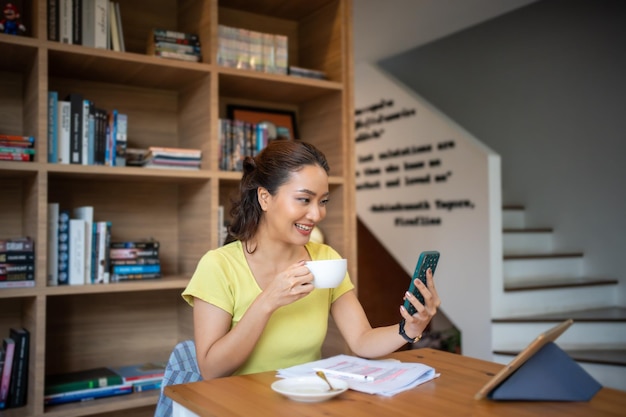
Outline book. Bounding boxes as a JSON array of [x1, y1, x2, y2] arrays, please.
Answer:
[[65, 92, 84, 164], [48, 0, 59, 41], [0, 281, 35, 289], [57, 99, 71, 164], [47, 203, 59, 286], [115, 113, 127, 166], [114, 1, 124, 52], [0, 263, 35, 274], [0, 338, 15, 409], [111, 264, 160, 275], [58, 209, 70, 285], [81, 0, 96, 47], [110, 272, 161, 282], [72, 0, 82, 44], [94, 0, 108, 48], [94, 221, 111, 283], [109, 361, 166, 384], [44, 383, 132, 405], [110, 239, 159, 250], [81, 99, 91, 165], [152, 28, 199, 43], [59, 0, 72, 44], [132, 378, 162, 392], [109, 248, 159, 260], [45, 367, 124, 396], [0, 251, 35, 263], [73, 206, 94, 284], [7, 328, 29, 407], [0, 151, 34, 162], [68, 218, 87, 285], [153, 49, 201, 62], [109, 1, 120, 51], [0, 135, 34, 142], [48, 91, 58, 163], [0, 237, 34, 252]]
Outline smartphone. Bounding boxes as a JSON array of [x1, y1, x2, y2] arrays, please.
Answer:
[[403, 251, 440, 315]]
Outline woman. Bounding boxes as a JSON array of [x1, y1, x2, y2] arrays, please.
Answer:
[[182, 140, 440, 379]]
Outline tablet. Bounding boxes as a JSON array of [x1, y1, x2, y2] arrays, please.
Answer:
[[474, 318, 574, 400]]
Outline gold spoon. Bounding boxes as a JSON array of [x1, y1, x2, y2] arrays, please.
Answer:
[[315, 370, 341, 392]]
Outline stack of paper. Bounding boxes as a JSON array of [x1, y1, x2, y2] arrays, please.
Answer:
[[277, 354, 438, 397]]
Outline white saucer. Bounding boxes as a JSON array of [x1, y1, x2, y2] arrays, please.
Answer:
[[271, 376, 349, 403]]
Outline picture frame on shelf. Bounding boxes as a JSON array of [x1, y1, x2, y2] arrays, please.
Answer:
[[226, 105, 299, 140]]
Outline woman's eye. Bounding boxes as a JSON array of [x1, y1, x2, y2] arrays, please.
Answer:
[[320, 198, 329, 206]]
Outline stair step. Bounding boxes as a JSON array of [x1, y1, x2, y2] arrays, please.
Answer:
[[493, 348, 626, 367], [504, 255, 583, 280], [503, 229, 554, 254], [505, 277, 618, 292], [504, 252, 583, 260], [492, 307, 626, 322], [503, 204, 525, 210], [503, 228, 553, 233]]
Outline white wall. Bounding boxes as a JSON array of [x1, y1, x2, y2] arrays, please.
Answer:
[[377, 0, 626, 304], [354, 63, 501, 360]]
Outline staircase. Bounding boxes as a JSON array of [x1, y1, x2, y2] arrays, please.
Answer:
[[491, 205, 626, 391]]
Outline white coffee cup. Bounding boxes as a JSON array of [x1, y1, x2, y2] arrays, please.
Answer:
[[305, 259, 347, 288]]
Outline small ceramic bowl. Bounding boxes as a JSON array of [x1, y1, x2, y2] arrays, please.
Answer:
[[305, 259, 347, 288]]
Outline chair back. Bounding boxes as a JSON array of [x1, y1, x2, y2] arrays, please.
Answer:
[[154, 340, 202, 417]]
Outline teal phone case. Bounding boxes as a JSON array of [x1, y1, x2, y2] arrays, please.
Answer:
[[404, 251, 440, 315]]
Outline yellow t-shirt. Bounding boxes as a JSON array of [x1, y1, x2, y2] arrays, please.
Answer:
[[182, 240, 354, 375]]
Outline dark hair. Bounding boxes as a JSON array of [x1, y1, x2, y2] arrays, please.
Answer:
[[228, 140, 330, 243]]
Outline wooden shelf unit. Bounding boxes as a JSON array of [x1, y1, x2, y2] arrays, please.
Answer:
[[0, 0, 355, 416]]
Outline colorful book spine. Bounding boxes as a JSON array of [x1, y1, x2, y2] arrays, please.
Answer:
[[44, 384, 132, 405], [7, 328, 29, 408], [0, 338, 15, 409], [58, 209, 70, 285], [45, 367, 124, 396], [48, 91, 59, 163]]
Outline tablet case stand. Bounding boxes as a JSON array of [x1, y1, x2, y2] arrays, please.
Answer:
[[489, 342, 602, 401]]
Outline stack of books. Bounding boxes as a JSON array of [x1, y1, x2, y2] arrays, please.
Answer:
[[0, 328, 30, 410], [44, 367, 131, 406], [0, 135, 36, 162], [143, 146, 202, 170], [219, 119, 270, 171], [147, 28, 201, 63], [48, 204, 113, 286], [48, 0, 126, 52], [0, 237, 35, 289], [217, 25, 287, 74], [48, 91, 128, 166], [109, 361, 166, 392], [288, 65, 327, 80], [109, 240, 161, 282]]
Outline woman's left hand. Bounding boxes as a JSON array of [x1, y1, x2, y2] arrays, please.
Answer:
[[399, 267, 441, 339]]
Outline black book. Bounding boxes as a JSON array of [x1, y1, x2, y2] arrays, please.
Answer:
[[7, 328, 29, 408], [65, 93, 83, 164], [47, 0, 59, 41]]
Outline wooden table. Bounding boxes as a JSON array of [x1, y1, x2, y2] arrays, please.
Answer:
[[165, 348, 626, 417]]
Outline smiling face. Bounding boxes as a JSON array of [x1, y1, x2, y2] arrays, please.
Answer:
[[258, 164, 329, 246]]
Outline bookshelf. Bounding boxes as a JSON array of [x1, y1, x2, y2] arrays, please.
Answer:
[[0, 0, 355, 416]]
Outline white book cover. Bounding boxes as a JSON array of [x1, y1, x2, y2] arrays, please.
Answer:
[[47, 203, 60, 286], [68, 219, 87, 285], [95, 221, 111, 283], [73, 206, 94, 284], [59, 0, 73, 44], [81, 100, 90, 165], [81, 0, 95, 47], [94, 0, 109, 49], [57, 100, 71, 164]]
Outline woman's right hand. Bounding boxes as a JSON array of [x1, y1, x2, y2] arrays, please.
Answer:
[[262, 260, 315, 310]]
